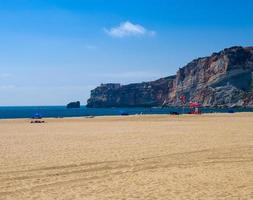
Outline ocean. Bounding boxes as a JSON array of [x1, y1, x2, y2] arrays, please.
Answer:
[[0, 106, 253, 119]]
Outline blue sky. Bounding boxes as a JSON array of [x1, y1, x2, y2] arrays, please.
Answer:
[[0, 0, 253, 106]]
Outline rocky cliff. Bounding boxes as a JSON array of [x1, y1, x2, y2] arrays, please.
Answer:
[[87, 46, 253, 108], [87, 77, 175, 107]]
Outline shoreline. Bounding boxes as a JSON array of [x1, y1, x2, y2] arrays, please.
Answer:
[[1, 106, 253, 120], [1, 112, 253, 121]]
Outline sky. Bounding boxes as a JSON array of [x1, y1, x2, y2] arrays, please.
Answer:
[[0, 0, 253, 106]]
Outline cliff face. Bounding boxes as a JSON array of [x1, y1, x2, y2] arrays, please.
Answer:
[[167, 46, 253, 107], [87, 46, 253, 108], [87, 76, 175, 107]]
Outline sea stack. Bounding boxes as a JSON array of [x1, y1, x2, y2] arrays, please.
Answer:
[[66, 101, 81, 109]]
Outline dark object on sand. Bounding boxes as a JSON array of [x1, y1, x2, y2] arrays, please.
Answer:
[[120, 111, 129, 116], [228, 109, 235, 113], [67, 101, 81, 109], [30, 120, 45, 123], [86, 116, 95, 118], [170, 111, 180, 115]]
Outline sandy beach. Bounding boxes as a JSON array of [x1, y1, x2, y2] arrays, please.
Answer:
[[0, 113, 252, 200]]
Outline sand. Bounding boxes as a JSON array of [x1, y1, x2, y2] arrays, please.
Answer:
[[0, 113, 252, 200]]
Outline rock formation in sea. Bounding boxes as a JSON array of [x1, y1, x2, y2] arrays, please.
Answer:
[[66, 101, 81, 109], [87, 46, 253, 108]]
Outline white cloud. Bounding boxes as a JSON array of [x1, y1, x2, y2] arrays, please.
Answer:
[[105, 21, 156, 38]]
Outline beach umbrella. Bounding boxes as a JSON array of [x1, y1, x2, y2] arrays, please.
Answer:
[[33, 113, 42, 119], [180, 95, 186, 114], [189, 102, 201, 108]]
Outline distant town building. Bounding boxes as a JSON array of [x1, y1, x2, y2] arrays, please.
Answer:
[[100, 83, 121, 89]]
